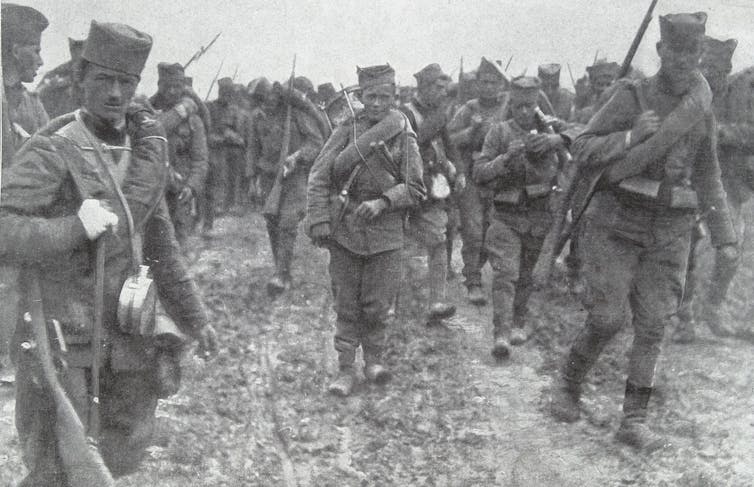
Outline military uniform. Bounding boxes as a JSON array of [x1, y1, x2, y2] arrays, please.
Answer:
[[307, 64, 425, 394], [448, 58, 510, 300], [203, 78, 247, 231], [674, 37, 754, 341], [37, 38, 85, 119], [573, 60, 619, 125], [551, 13, 737, 451], [538, 64, 575, 122], [149, 63, 209, 247], [400, 63, 460, 322], [474, 76, 569, 358], [2, 21, 214, 484], [249, 85, 324, 290]]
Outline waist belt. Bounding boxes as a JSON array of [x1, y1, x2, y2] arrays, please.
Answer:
[[612, 176, 698, 211], [493, 185, 551, 212]]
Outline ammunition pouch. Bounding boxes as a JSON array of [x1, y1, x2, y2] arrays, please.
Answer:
[[613, 176, 698, 210]]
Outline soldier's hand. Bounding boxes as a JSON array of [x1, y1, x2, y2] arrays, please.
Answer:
[[506, 139, 527, 159], [630, 110, 660, 147], [309, 222, 331, 247], [528, 133, 563, 154], [78, 199, 119, 240], [196, 324, 218, 359], [175, 97, 198, 119], [177, 186, 193, 202], [355, 198, 388, 220], [471, 113, 484, 128], [282, 152, 300, 178]]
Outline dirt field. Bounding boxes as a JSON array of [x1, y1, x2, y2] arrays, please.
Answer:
[[2, 205, 754, 486]]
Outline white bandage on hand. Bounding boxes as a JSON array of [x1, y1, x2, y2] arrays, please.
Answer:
[[77, 199, 119, 240]]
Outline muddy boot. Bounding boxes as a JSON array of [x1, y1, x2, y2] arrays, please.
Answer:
[[490, 316, 510, 361], [363, 343, 390, 385], [509, 311, 530, 346], [266, 275, 286, 297], [328, 367, 356, 397], [427, 302, 457, 326], [615, 382, 669, 452], [467, 285, 487, 306], [550, 349, 592, 423]]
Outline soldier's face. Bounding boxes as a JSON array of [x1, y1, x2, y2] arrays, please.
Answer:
[[511, 97, 538, 130], [657, 41, 702, 94], [540, 76, 559, 96], [591, 75, 614, 98], [700, 63, 729, 94], [81, 64, 139, 126], [418, 79, 448, 108], [478, 74, 502, 101], [360, 84, 395, 122], [12, 43, 43, 83], [158, 79, 185, 106]]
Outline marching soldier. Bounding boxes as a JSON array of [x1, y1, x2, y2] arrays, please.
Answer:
[[673, 36, 754, 342], [2, 20, 217, 484], [473, 76, 571, 360], [537, 63, 575, 122], [149, 62, 209, 248], [401, 63, 462, 325], [1, 3, 49, 385], [448, 57, 510, 305], [306, 64, 425, 396], [573, 59, 619, 124], [550, 13, 738, 452], [203, 77, 247, 234], [37, 38, 85, 118], [249, 81, 324, 294]]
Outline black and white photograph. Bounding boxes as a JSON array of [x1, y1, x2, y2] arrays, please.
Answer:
[[1, 0, 754, 485]]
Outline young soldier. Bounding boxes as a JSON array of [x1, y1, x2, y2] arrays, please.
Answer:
[[149, 62, 209, 248], [448, 57, 510, 305], [550, 13, 738, 452], [537, 63, 575, 122], [249, 81, 324, 294], [1, 21, 217, 483], [673, 36, 754, 342], [401, 63, 462, 325], [473, 76, 571, 360], [306, 64, 425, 396]]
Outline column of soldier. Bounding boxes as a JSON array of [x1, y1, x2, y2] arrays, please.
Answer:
[[2, 2, 753, 484]]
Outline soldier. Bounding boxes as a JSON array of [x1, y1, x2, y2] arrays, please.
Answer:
[[306, 64, 425, 396], [448, 57, 510, 305], [203, 77, 247, 233], [1, 3, 49, 385], [401, 63, 462, 325], [673, 36, 754, 342], [473, 76, 571, 360], [149, 62, 209, 248], [573, 59, 619, 124], [37, 38, 85, 119], [538, 63, 575, 122], [245, 77, 271, 208], [1, 20, 218, 484], [249, 81, 324, 294], [549, 13, 738, 452]]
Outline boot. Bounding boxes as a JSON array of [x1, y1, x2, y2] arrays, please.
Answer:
[[363, 345, 390, 385], [467, 285, 487, 306], [615, 382, 668, 452], [490, 317, 510, 361], [509, 312, 529, 346], [427, 302, 457, 325], [328, 367, 356, 397], [550, 349, 591, 423], [266, 275, 286, 296]]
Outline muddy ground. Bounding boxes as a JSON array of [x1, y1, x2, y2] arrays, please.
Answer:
[[2, 204, 754, 486]]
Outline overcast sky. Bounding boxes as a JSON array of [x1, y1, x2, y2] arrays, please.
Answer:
[[17, 0, 754, 99]]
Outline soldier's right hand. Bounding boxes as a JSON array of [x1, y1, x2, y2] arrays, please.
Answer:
[[77, 199, 119, 240], [630, 110, 660, 147], [175, 97, 199, 119], [506, 139, 527, 159], [471, 113, 484, 128]]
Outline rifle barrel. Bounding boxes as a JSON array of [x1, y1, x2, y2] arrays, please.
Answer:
[[619, 0, 659, 78]]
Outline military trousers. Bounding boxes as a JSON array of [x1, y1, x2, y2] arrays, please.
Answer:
[[406, 201, 448, 304], [570, 209, 691, 388], [485, 216, 544, 335], [224, 146, 246, 211], [457, 181, 491, 289], [15, 349, 159, 486], [0, 265, 19, 369], [200, 147, 226, 230], [166, 189, 195, 247], [328, 243, 400, 367], [260, 171, 306, 281]]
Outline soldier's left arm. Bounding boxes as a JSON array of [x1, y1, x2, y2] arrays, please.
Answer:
[[186, 114, 209, 194], [143, 198, 209, 336], [293, 110, 325, 168], [381, 129, 426, 209], [693, 115, 737, 247]]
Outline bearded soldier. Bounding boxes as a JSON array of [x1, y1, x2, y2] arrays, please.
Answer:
[[673, 36, 754, 342], [473, 76, 571, 360], [550, 13, 738, 452], [1, 21, 218, 484], [401, 63, 462, 324], [149, 62, 209, 248], [447, 57, 509, 305], [538, 63, 575, 122], [1, 3, 49, 385], [249, 81, 324, 294], [306, 64, 425, 396]]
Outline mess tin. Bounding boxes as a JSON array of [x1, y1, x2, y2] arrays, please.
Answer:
[[117, 264, 157, 335]]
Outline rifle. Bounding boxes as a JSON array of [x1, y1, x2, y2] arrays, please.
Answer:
[[567, 63, 576, 88], [505, 55, 514, 72], [183, 32, 221, 70], [457, 57, 464, 105], [231, 65, 239, 82], [532, 0, 659, 284], [262, 55, 297, 219], [204, 58, 226, 102], [23, 266, 114, 486]]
